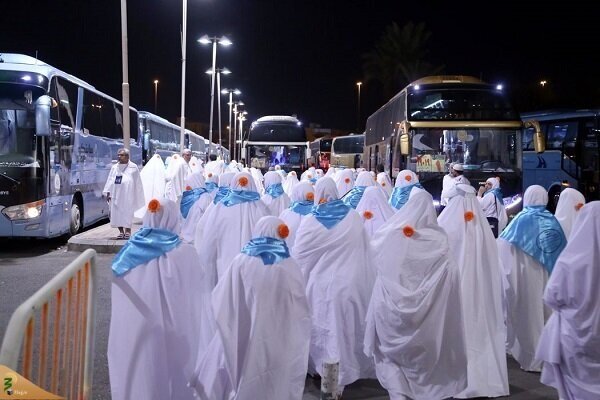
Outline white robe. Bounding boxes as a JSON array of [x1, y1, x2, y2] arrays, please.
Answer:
[[535, 202, 600, 400], [554, 187, 586, 240], [138, 154, 166, 216], [376, 172, 392, 199], [108, 243, 203, 400], [180, 194, 212, 243], [283, 173, 299, 196], [355, 186, 394, 236], [335, 169, 354, 197], [103, 161, 144, 228], [293, 210, 376, 386], [165, 155, 187, 202], [437, 185, 509, 398], [191, 253, 311, 400], [261, 172, 291, 216], [366, 190, 467, 400]]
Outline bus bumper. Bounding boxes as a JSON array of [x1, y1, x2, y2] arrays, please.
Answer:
[[0, 203, 59, 238]]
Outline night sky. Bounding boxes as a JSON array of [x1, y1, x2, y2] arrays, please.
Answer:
[[3, 1, 599, 132]]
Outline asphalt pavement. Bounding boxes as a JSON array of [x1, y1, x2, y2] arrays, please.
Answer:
[[0, 236, 558, 400]]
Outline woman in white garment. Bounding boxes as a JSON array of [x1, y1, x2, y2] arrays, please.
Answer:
[[437, 184, 509, 398], [164, 153, 187, 203], [366, 189, 467, 400], [554, 187, 586, 240], [279, 181, 314, 248], [283, 170, 300, 196], [498, 185, 567, 372], [180, 171, 211, 243], [293, 177, 375, 391], [376, 171, 393, 199], [335, 168, 355, 197], [355, 186, 394, 236], [261, 171, 291, 216], [136, 153, 166, 218], [389, 169, 425, 211], [109, 197, 203, 400], [196, 171, 269, 282], [476, 176, 508, 237], [342, 170, 377, 209], [191, 217, 311, 400], [535, 201, 600, 400]]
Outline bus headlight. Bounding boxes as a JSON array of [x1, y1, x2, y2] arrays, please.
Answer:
[[2, 200, 44, 221]]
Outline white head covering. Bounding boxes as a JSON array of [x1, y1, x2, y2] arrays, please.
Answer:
[[261, 171, 291, 216], [279, 182, 314, 248], [189, 157, 203, 174], [437, 183, 509, 397], [335, 169, 355, 197], [218, 171, 236, 188], [316, 169, 324, 178], [184, 171, 205, 190], [191, 215, 311, 399], [325, 167, 336, 178], [300, 169, 315, 182], [355, 186, 394, 236], [164, 154, 187, 201], [535, 202, 600, 400], [395, 169, 419, 188], [137, 154, 166, 218], [250, 168, 265, 194], [110, 197, 203, 400], [314, 177, 339, 205], [453, 163, 464, 172], [524, 185, 548, 207], [283, 170, 300, 196], [204, 168, 220, 185], [377, 172, 393, 198], [180, 172, 212, 242], [366, 189, 467, 398], [354, 171, 376, 187], [486, 177, 500, 189], [554, 188, 585, 239]]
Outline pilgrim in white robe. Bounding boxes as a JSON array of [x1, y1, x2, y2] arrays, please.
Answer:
[[342, 171, 376, 209], [279, 181, 314, 248], [376, 172, 392, 199], [498, 185, 567, 372], [283, 171, 300, 195], [250, 167, 265, 194], [389, 170, 425, 212], [335, 168, 354, 197], [293, 177, 375, 389], [164, 154, 187, 202], [196, 171, 269, 282], [103, 160, 144, 228], [138, 154, 166, 214], [261, 171, 291, 216], [437, 184, 509, 398], [355, 186, 394, 236], [180, 172, 212, 243], [554, 187, 586, 240], [366, 189, 467, 400], [535, 202, 600, 400], [108, 198, 203, 400], [191, 217, 311, 400], [477, 177, 508, 234]]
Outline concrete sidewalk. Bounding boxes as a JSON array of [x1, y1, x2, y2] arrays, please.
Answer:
[[67, 222, 142, 253]]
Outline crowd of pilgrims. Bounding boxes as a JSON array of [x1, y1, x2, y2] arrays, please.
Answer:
[[108, 153, 599, 400]]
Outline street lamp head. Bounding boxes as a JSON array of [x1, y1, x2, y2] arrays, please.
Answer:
[[221, 89, 230, 94], [234, 89, 241, 95], [219, 36, 232, 46], [221, 68, 232, 75], [198, 35, 211, 45], [238, 101, 245, 106], [154, 80, 159, 84], [356, 81, 362, 87], [205, 68, 214, 75]]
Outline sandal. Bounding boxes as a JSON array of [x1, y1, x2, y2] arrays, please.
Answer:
[[124, 233, 131, 240], [113, 233, 125, 240]]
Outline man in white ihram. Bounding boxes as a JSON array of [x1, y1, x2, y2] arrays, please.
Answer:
[[102, 148, 144, 240]]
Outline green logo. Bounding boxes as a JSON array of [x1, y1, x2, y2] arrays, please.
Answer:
[[4, 376, 13, 395]]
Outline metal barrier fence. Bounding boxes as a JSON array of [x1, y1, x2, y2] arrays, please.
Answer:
[[0, 249, 97, 399]]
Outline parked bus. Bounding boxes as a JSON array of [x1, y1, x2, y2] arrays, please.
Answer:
[[330, 134, 364, 169], [308, 137, 332, 170], [364, 75, 525, 213], [521, 109, 600, 210], [243, 115, 308, 173], [0, 53, 141, 237], [186, 130, 206, 160], [140, 111, 181, 162]]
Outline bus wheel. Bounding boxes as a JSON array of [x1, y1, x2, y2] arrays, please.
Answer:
[[69, 200, 83, 236]]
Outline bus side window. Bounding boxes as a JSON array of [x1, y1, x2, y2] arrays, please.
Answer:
[[56, 78, 78, 130]]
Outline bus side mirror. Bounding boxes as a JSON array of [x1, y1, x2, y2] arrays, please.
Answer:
[[399, 120, 411, 155], [524, 120, 545, 153], [35, 95, 55, 136], [306, 148, 312, 159], [241, 148, 246, 160]]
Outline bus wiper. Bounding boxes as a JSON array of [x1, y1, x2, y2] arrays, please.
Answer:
[[0, 173, 20, 185]]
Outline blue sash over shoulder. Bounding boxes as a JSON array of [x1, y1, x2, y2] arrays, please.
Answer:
[[221, 189, 261, 207], [180, 187, 207, 218], [390, 183, 423, 210], [213, 186, 230, 204], [342, 186, 366, 209], [112, 228, 181, 277], [241, 237, 290, 265], [499, 205, 567, 274], [311, 199, 350, 229], [289, 200, 314, 216], [205, 181, 218, 193], [265, 183, 285, 198]]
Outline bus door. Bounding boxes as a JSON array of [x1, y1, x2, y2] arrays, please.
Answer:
[[580, 119, 600, 200]]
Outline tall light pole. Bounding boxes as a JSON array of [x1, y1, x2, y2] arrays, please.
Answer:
[[179, 0, 188, 153], [221, 88, 241, 156], [198, 35, 232, 161], [238, 110, 248, 163], [356, 81, 362, 132], [120, 0, 130, 150], [153, 80, 159, 113], [233, 101, 244, 161], [206, 68, 231, 157]]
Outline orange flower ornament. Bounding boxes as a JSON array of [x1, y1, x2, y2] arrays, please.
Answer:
[[464, 211, 475, 222], [148, 199, 161, 213], [363, 210, 374, 220], [277, 224, 290, 239], [403, 226, 415, 237], [238, 176, 249, 187]]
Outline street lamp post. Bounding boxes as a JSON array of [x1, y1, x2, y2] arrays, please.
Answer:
[[356, 81, 362, 132], [153, 80, 159, 113], [238, 110, 247, 163], [179, 0, 188, 153], [206, 68, 231, 158], [221, 88, 241, 157], [120, 0, 130, 150], [198, 35, 232, 161]]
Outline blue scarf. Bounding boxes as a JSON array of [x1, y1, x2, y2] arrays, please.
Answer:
[[221, 189, 261, 207], [342, 186, 367, 209], [484, 187, 503, 203], [112, 228, 181, 277], [205, 181, 218, 193], [289, 200, 314, 216], [180, 187, 208, 218], [265, 183, 285, 199], [499, 205, 567, 274], [213, 186, 230, 204], [311, 199, 351, 229], [241, 237, 290, 265], [390, 183, 424, 210], [309, 177, 318, 184]]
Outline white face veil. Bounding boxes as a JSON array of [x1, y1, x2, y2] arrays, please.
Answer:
[[524, 185, 548, 207], [314, 177, 339, 205], [142, 197, 182, 234], [263, 171, 283, 189], [554, 188, 585, 239]]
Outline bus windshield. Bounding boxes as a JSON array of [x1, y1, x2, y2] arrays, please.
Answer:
[[411, 127, 521, 173], [333, 136, 363, 154], [408, 87, 518, 121], [248, 144, 306, 170], [0, 100, 38, 167], [248, 123, 306, 142]]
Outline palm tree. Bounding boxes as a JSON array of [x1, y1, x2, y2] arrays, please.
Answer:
[[363, 21, 444, 99]]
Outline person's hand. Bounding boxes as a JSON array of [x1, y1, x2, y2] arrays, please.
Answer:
[[477, 186, 486, 197]]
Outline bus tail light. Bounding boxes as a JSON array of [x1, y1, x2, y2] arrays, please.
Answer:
[[2, 200, 45, 220]]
